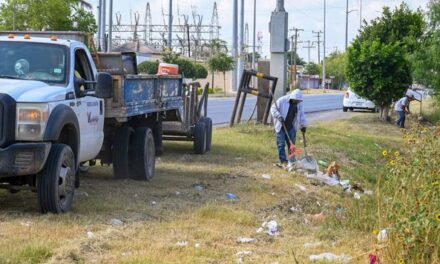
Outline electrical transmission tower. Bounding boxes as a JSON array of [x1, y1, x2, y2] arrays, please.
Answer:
[[302, 40, 315, 64], [109, 2, 221, 61]]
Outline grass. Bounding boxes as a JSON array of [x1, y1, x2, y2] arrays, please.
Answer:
[[0, 113, 406, 263]]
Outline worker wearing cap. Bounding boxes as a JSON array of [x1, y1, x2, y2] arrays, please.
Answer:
[[394, 92, 415, 128], [270, 89, 308, 168]]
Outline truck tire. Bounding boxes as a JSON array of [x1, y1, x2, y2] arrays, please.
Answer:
[[152, 119, 163, 156], [37, 144, 76, 214], [112, 126, 134, 179], [193, 121, 207, 154], [130, 127, 155, 181], [343, 107, 348, 112], [200, 117, 212, 151]]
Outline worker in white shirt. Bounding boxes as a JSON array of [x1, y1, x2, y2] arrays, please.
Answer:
[[394, 92, 415, 128]]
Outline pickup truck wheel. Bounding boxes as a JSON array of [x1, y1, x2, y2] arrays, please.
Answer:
[[200, 117, 212, 151], [37, 144, 76, 214], [343, 107, 348, 112], [130, 127, 155, 181], [193, 121, 207, 155], [113, 126, 134, 179]]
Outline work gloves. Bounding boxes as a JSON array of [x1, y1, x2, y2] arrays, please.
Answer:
[[301, 127, 307, 133]]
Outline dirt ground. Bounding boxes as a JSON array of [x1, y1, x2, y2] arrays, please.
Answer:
[[0, 114, 404, 263]]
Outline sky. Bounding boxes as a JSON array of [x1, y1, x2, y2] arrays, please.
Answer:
[[90, 0, 428, 63]]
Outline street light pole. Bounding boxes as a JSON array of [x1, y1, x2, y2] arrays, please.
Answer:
[[108, 0, 113, 52], [238, 0, 245, 84], [168, 0, 173, 50], [359, 0, 362, 29], [231, 0, 238, 92], [322, 0, 326, 90], [345, 0, 348, 50], [252, 0, 256, 70]]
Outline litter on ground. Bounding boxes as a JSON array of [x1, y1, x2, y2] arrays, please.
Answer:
[[225, 193, 238, 200], [309, 252, 351, 262], [175, 241, 188, 247], [262, 174, 272, 180], [304, 242, 322, 249], [237, 237, 257, 243], [110, 218, 124, 226]]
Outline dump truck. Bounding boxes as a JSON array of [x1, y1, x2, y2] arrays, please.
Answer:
[[0, 32, 212, 213]]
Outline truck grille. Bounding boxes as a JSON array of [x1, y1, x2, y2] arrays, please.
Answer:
[[0, 94, 16, 148]]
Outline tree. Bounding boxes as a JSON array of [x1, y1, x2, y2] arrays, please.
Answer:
[[201, 38, 228, 57], [194, 63, 208, 79], [304, 62, 321, 76], [411, 0, 440, 101], [287, 51, 306, 66], [208, 53, 234, 94], [0, 0, 96, 33], [325, 51, 346, 89], [346, 3, 425, 120], [138, 60, 159, 74]]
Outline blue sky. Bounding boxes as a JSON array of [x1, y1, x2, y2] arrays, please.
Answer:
[[90, 0, 428, 62]]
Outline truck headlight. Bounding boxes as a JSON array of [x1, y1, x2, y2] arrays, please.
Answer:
[[16, 103, 49, 141]]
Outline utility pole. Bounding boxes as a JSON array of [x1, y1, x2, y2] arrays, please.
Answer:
[[252, 0, 257, 70], [97, 0, 102, 50], [238, 0, 245, 84], [231, 0, 238, 92], [270, 0, 289, 99], [312, 30, 322, 63], [168, 0, 173, 50], [345, 0, 357, 50], [108, 0, 113, 52], [12, 0, 16, 31], [289, 27, 303, 90], [359, 0, 362, 29], [302, 40, 315, 64], [322, 0, 326, 90]]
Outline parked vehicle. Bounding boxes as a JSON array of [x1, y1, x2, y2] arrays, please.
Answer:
[[0, 32, 211, 214], [342, 88, 376, 112]]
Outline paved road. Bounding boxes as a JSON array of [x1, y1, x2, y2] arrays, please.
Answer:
[[208, 93, 344, 125]]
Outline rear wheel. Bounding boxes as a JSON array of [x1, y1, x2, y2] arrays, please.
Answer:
[[193, 121, 207, 154], [343, 107, 348, 112], [37, 144, 76, 214], [349, 108, 354, 112], [200, 117, 212, 151], [112, 126, 134, 179], [130, 127, 156, 181]]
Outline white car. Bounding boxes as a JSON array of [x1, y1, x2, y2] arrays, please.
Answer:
[[343, 88, 377, 112]]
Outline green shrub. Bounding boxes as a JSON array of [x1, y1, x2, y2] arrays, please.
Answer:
[[194, 63, 208, 79], [376, 125, 440, 263], [138, 60, 159, 74]]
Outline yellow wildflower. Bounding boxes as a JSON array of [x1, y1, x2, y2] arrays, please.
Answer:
[[372, 229, 379, 236], [389, 160, 396, 166], [435, 212, 440, 223], [382, 150, 388, 157], [398, 259, 405, 264], [394, 151, 400, 157]]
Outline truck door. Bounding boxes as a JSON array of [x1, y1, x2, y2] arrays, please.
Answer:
[[74, 48, 104, 162]]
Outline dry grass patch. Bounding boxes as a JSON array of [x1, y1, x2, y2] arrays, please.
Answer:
[[0, 113, 404, 263]]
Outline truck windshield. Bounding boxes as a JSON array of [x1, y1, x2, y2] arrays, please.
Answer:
[[0, 41, 68, 84]]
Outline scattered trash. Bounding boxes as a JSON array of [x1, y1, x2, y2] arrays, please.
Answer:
[[225, 193, 238, 200], [369, 253, 379, 264], [295, 184, 308, 192], [267, 220, 279, 236], [364, 189, 374, 195], [77, 191, 89, 197], [195, 243, 201, 248], [325, 161, 341, 181], [237, 237, 257, 243], [308, 212, 326, 221], [377, 229, 388, 242], [176, 241, 188, 247], [271, 192, 276, 196], [20, 221, 32, 227], [236, 251, 253, 257], [110, 218, 124, 226], [262, 174, 272, 180], [121, 252, 127, 256], [151, 201, 157, 206], [156, 157, 161, 162], [318, 160, 328, 166], [309, 252, 350, 262], [353, 192, 361, 200], [306, 171, 340, 186], [193, 185, 204, 192], [289, 206, 302, 213], [304, 242, 322, 249], [235, 157, 243, 160], [175, 191, 181, 196], [86, 231, 94, 239]]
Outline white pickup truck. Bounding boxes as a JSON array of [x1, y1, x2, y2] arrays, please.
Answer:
[[0, 32, 212, 214]]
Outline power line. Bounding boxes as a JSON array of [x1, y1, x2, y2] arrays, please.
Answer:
[[312, 30, 323, 63], [302, 40, 315, 64], [290, 27, 303, 90]]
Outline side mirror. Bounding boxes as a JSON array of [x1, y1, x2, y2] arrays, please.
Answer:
[[95, 72, 113, 99], [74, 77, 86, 97]]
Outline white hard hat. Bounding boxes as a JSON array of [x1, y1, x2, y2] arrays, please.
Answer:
[[289, 89, 303, 101]]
